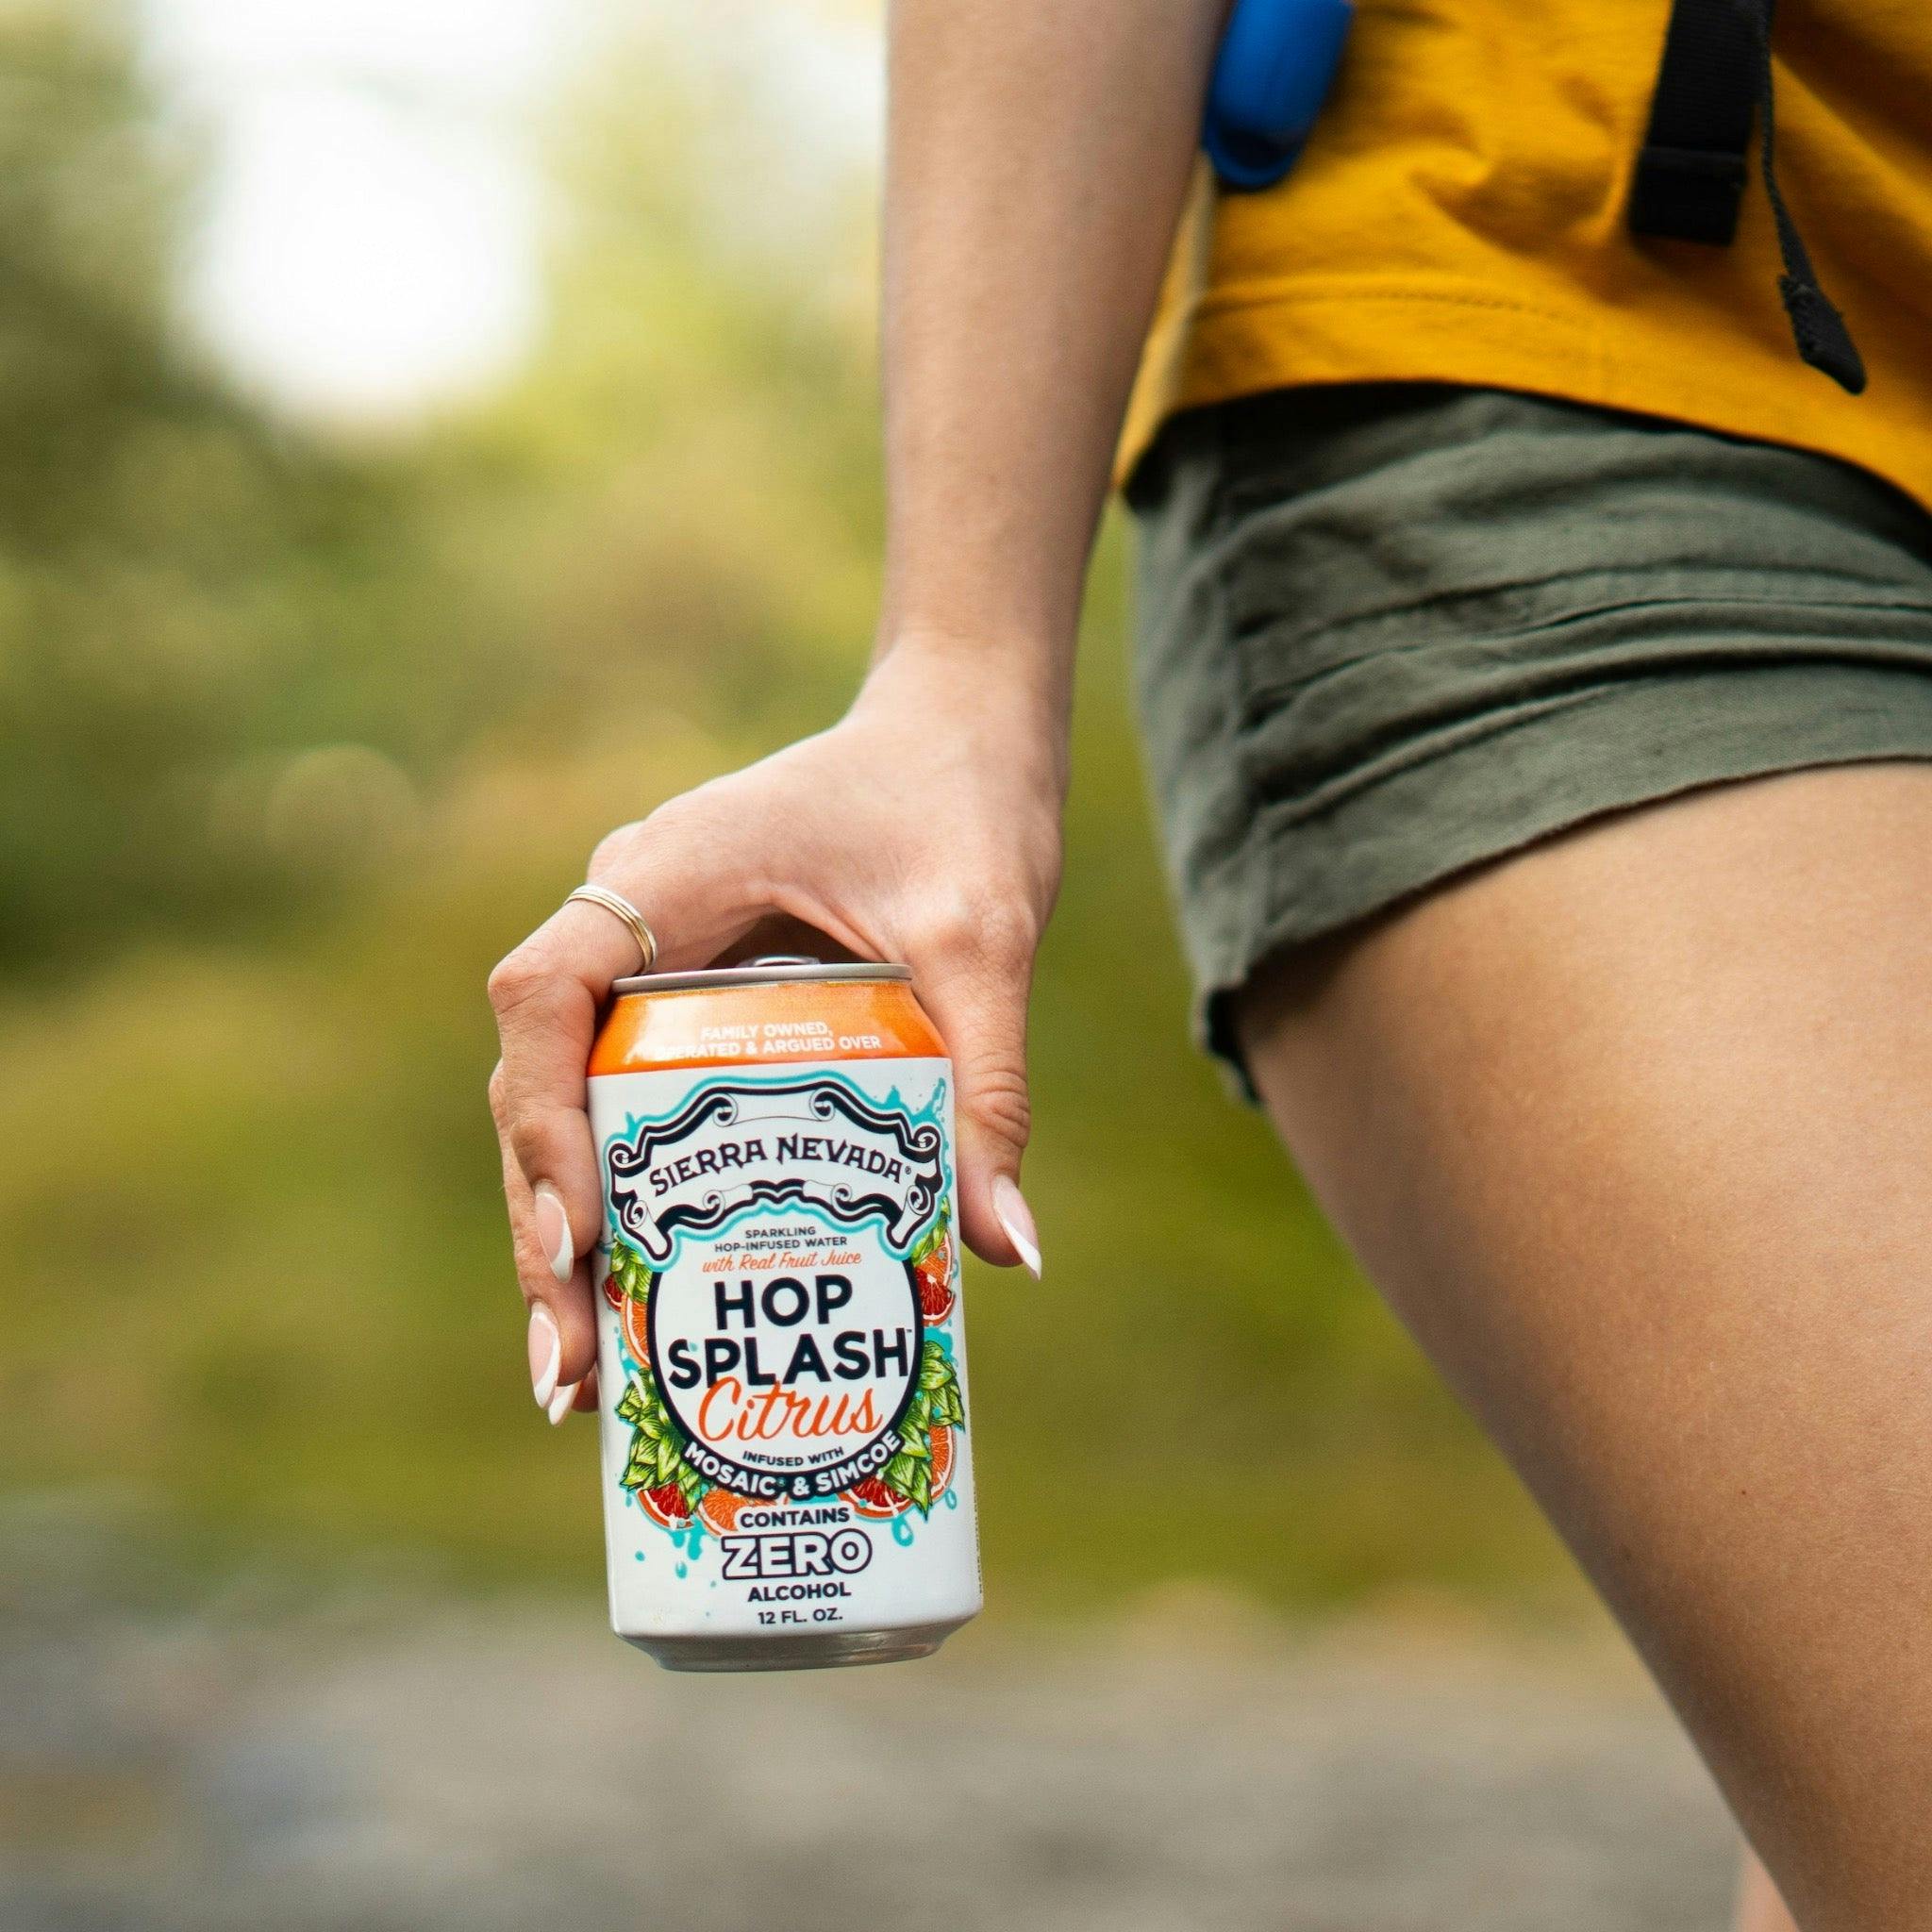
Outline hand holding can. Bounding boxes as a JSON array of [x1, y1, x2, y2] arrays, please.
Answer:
[[485, 648, 1055, 1427], [483, 646, 1063, 1657]]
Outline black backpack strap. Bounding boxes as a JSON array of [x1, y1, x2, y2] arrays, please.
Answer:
[[1629, 0, 1866, 394], [1743, 4, 1866, 392], [1630, 0, 1759, 243]]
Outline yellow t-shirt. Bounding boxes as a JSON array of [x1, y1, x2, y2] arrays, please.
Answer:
[[1122, 0, 1932, 508]]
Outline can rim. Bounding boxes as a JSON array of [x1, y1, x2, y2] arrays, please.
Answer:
[[610, 959, 912, 996]]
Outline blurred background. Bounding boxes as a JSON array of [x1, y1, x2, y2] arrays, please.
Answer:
[[0, 1, 1743, 1924]]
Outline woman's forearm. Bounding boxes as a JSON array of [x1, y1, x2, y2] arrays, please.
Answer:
[[878, 0, 1229, 719], [485, 2, 1229, 1385]]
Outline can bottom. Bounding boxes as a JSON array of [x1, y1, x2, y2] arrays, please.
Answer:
[[621, 1619, 969, 1674]]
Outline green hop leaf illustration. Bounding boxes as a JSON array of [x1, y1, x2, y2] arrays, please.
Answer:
[[909, 1200, 951, 1264], [912, 1339, 964, 1430], [608, 1241, 655, 1303], [621, 1434, 658, 1491], [615, 1369, 709, 1517]]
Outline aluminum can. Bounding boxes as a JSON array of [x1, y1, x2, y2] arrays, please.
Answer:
[[588, 958, 982, 1671]]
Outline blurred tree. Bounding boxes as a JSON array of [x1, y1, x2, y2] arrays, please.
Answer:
[[0, 3, 502, 971]]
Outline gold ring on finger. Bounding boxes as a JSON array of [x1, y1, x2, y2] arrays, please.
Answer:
[[565, 884, 658, 974]]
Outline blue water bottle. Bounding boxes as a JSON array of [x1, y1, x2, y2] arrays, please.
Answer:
[[1204, 0, 1354, 192]]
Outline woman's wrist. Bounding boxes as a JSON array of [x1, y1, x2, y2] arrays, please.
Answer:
[[878, 546, 1088, 691], [861, 624, 1074, 799], [871, 619, 1074, 717]]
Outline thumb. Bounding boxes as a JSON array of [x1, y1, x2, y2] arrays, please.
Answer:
[[908, 924, 1042, 1278]]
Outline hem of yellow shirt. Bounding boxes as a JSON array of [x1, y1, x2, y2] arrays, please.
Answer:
[[1115, 274, 1926, 518]]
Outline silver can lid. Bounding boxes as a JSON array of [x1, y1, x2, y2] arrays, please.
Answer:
[[610, 956, 911, 996]]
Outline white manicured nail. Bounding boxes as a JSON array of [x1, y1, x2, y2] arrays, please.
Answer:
[[547, 1380, 580, 1426], [527, 1304, 561, 1409], [532, 1182, 575, 1283], [991, 1174, 1042, 1281]]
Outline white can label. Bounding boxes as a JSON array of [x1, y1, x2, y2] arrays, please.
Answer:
[[591, 1058, 980, 1643]]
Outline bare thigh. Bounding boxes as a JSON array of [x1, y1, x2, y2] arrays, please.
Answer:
[[1237, 764, 1932, 1932]]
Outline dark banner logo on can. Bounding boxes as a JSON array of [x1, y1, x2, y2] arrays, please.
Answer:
[[606, 1074, 947, 1267]]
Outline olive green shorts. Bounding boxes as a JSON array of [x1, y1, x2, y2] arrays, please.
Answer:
[[1128, 384, 1932, 1082]]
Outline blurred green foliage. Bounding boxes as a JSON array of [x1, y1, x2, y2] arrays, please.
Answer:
[[0, 5, 1575, 1618]]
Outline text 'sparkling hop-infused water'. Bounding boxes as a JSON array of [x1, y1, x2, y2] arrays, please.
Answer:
[[587, 959, 982, 1671]]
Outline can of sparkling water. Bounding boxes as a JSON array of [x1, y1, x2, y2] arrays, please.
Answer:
[[587, 958, 982, 1671]]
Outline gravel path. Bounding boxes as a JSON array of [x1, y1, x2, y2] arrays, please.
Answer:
[[2, 1566, 1741, 1932]]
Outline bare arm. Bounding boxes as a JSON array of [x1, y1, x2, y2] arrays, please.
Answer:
[[488, 0, 1227, 1415], [880, 0, 1228, 700]]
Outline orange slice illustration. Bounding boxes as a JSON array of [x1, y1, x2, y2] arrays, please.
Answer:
[[620, 1292, 651, 1368]]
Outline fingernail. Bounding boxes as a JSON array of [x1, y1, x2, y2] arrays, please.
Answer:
[[546, 1379, 581, 1426], [991, 1174, 1042, 1280], [527, 1304, 561, 1409], [531, 1182, 575, 1283]]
